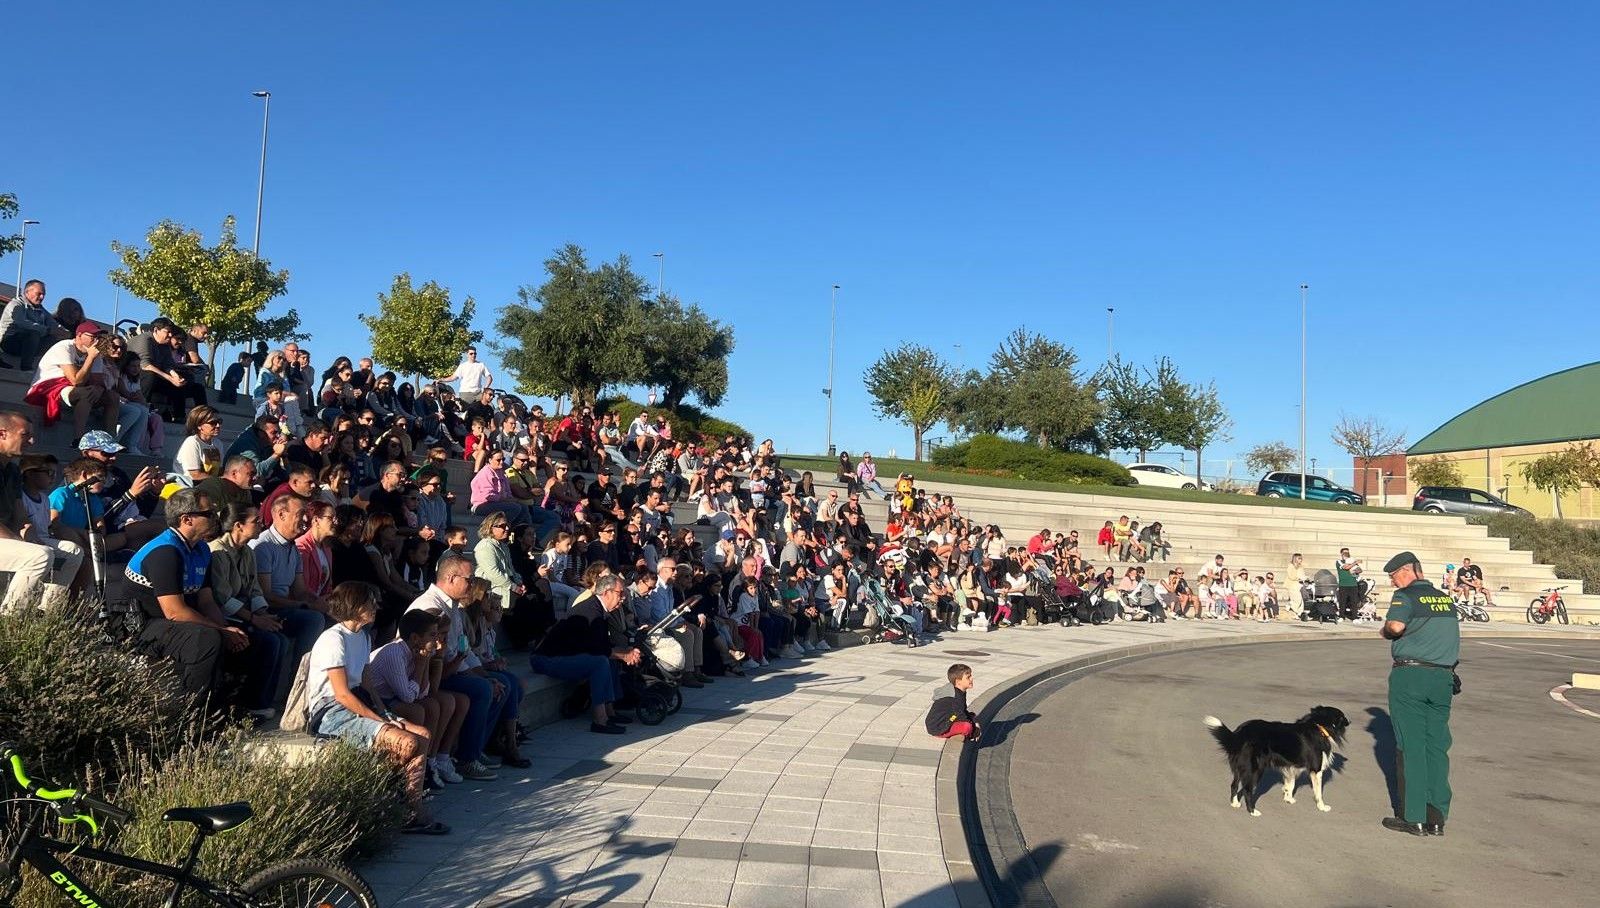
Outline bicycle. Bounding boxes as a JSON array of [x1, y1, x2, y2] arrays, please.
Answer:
[[1527, 586, 1570, 625], [0, 742, 377, 908], [1453, 589, 1491, 623]]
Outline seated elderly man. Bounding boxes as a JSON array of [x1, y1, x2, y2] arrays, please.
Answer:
[[532, 572, 639, 735]]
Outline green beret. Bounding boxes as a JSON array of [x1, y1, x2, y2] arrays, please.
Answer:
[[1382, 551, 1421, 573]]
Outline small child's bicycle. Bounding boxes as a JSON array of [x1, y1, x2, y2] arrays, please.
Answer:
[[1, 742, 376, 908]]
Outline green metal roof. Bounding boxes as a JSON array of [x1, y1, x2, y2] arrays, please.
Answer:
[[1409, 361, 1600, 456]]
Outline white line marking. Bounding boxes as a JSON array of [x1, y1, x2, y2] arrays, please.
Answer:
[[1473, 641, 1600, 663], [1549, 684, 1600, 721]]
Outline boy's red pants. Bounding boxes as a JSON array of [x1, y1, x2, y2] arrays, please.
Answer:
[[935, 721, 977, 740]]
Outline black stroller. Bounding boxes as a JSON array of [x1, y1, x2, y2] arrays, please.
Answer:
[[559, 599, 697, 726], [1299, 569, 1341, 623]]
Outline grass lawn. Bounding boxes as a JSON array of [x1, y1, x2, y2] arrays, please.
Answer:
[[778, 453, 1420, 515]]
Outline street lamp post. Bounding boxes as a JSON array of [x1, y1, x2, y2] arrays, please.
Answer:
[[1106, 307, 1115, 361], [652, 252, 664, 297], [13, 220, 37, 305], [1299, 283, 1308, 500], [825, 284, 839, 456], [251, 90, 271, 255]]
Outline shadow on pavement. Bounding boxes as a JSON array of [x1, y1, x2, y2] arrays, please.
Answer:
[[983, 712, 1039, 746], [1366, 706, 1399, 813]]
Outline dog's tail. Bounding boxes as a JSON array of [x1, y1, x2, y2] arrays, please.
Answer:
[[1203, 715, 1237, 753]]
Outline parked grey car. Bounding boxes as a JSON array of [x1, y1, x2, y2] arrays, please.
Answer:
[[1412, 485, 1532, 519]]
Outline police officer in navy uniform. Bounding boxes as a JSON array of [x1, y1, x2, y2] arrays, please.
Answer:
[[1379, 550, 1460, 836]]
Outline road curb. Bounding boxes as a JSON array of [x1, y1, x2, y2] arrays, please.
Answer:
[[934, 624, 1600, 908]]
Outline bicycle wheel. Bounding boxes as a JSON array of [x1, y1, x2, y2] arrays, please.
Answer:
[[1556, 602, 1569, 625], [239, 857, 378, 908], [1528, 598, 1547, 624]]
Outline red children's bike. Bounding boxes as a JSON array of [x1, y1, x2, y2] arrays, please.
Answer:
[[1527, 586, 1569, 625]]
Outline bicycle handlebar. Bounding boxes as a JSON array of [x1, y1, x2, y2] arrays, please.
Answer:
[[0, 740, 132, 826]]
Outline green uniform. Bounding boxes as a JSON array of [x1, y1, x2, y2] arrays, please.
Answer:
[[1385, 578, 1460, 825]]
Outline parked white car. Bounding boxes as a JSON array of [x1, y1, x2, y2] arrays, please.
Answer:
[[1126, 462, 1211, 491]]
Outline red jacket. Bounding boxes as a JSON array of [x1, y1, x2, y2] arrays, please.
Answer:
[[24, 377, 73, 426]]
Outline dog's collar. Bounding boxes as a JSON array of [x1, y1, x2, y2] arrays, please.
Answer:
[[1315, 724, 1333, 742]]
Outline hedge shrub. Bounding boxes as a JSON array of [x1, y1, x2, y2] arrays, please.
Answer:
[[1474, 513, 1600, 595], [595, 397, 751, 446], [943, 434, 1134, 486], [0, 598, 208, 784]]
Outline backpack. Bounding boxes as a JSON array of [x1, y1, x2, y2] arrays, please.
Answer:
[[278, 653, 314, 734]]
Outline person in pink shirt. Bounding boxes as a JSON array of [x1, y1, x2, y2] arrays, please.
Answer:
[[471, 449, 532, 527]]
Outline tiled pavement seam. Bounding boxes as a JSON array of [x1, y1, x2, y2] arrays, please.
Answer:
[[367, 621, 1589, 907]]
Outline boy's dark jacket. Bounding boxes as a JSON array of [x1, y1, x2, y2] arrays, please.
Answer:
[[925, 682, 972, 735]]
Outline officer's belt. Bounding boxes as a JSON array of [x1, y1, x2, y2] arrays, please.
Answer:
[[1393, 658, 1458, 670]]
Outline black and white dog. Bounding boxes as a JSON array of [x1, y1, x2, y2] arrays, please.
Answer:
[[1204, 706, 1349, 817]]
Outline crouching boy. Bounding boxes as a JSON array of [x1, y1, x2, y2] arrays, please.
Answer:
[[926, 663, 981, 742]]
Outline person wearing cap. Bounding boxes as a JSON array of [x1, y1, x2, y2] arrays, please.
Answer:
[[1378, 550, 1460, 837], [25, 320, 120, 438]]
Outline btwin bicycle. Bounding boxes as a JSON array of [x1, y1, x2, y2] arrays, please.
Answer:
[[1453, 589, 1492, 623], [1527, 586, 1570, 625], [1, 742, 377, 908]]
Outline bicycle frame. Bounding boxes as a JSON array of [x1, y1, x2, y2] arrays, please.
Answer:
[[4, 809, 245, 908]]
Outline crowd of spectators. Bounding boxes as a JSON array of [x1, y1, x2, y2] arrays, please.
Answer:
[[0, 282, 1496, 836]]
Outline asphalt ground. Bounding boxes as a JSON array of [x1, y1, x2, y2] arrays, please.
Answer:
[[1001, 637, 1600, 908]]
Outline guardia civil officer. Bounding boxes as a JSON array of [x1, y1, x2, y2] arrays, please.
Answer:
[[1378, 550, 1459, 837]]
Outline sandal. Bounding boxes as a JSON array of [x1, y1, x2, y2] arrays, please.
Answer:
[[402, 819, 451, 836]]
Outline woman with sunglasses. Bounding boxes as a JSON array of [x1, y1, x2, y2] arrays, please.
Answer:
[[172, 405, 224, 486]]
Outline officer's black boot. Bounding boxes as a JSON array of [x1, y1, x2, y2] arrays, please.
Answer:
[[1381, 817, 1427, 836], [1423, 823, 1444, 836]]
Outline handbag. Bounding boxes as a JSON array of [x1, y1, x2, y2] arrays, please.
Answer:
[[279, 653, 314, 734]]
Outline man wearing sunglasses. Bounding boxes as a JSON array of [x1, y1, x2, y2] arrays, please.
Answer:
[[124, 487, 251, 701]]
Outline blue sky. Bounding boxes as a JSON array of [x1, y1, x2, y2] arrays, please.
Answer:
[[7, 2, 1598, 483]]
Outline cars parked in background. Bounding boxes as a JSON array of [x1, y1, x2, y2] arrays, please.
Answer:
[[1256, 471, 1365, 505], [1126, 462, 1212, 491], [1412, 485, 1532, 518]]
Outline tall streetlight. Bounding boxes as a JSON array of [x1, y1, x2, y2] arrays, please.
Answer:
[[13, 220, 38, 302], [825, 284, 839, 455], [1299, 283, 1309, 500], [652, 252, 664, 297], [1106, 307, 1115, 361], [251, 90, 271, 255]]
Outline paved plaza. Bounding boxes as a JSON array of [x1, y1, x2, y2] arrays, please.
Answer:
[[363, 620, 1598, 908]]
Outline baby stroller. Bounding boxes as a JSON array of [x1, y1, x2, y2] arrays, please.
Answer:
[[861, 577, 921, 647], [1082, 582, 1119, 625], [1299, 569, 1341, 623], [559, 600, 694, 726], [1122, 580, 1167, 623]]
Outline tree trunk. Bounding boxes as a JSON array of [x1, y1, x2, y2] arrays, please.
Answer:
[[913, 425, 924, 462], [1195, 447, 1204, 485], [205, 339, 220, 388], [1138, 447, 1148, 462], [1553, 488, 1563, 519]]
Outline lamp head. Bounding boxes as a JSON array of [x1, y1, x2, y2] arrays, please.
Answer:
[[252, 90, 271, 98], [22, 220, 39, 226]]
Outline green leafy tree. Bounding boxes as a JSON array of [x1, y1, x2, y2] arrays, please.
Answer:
[[986, 328, 1098, 449], [945, 369, 1009, 436], [0, 193, 24, 260], [863, 343, 954, 461], [1245, 441, 1298, 475], [640, 294, 735, 409], [108, 216, 297, 372], [1166, 379, 1232, 484], [1408, 456, 1463, 488], [1519, 444, 1600, 519], [360, 273, 482, 380], [493, 244, 651, 408], [1096, 357, 1164, 460]]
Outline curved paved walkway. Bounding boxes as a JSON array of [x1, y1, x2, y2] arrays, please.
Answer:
[[365, 620, 1594, 907]]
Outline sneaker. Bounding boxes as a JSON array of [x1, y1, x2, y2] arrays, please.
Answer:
[[459, 760, 499, 781], [480, 754, 503, 768], [742, 659, 759, 670], [591, 721, 626, 735], [426, 766, 445, 790], [680, 676, 704, 689], [434, 757, 464, 784], [813, 640, 831, 652], [781, 644, 804, 659], [757, 657, 769, 667]]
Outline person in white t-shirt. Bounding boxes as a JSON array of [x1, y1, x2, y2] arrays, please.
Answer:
[[29, 322, 120, 438], [437, 347, 492, 396], [172, 406, 224, 486], [305, 581, 443, 834]]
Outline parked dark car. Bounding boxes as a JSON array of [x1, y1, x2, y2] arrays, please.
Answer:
[[1412, 486, 1532, 519], [1256, 472, 1365, 505]]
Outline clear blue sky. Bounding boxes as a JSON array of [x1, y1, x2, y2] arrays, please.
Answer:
[[8, 2, 1598, 483]]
